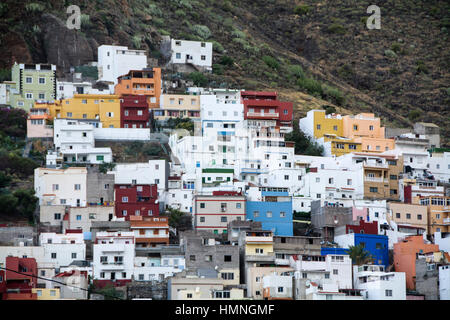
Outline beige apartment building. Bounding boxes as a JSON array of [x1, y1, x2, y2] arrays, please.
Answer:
[[194, 194, 246, 234], [246, 266, 294, 300], [154, 94, 200, 121], [419, 196, 450, 234], [168, 276, 244, 300], [362, 153, 403, 201], [387, 202, 428, 232]]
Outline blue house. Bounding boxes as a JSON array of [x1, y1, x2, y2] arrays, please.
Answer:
[[246, 190, 293, 236], [335, 233, 389, 267], [354, 234, 389, 268]]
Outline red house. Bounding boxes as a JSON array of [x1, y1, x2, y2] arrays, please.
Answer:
[[2, 257, 38, 300], [120, 95, 150, 128], [115, 184, 159, 220], [346, 219, 378, 235], [241, 91, 293, 129]]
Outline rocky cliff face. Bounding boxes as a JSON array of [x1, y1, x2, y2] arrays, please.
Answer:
[[40, 14, 97, 75]]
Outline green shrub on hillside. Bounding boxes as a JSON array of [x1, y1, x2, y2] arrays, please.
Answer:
[[408, 110, 421, 121], [294, 4, 311, 15], [327, 23, 346, 34], [288, 65, 305, 79], [297, 77, 323, 96], [262, 55, 279, 70], [25, 2, 45, 13], [219, 56, 234, 66], [188, 72, 208, 87], [191, 24, 212, 40], [211, 40, 224, 53]]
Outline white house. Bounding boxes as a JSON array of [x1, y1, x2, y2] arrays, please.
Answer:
[[439, 265, 450, 300], [97, 45, 147, 84], [34, 167, 88, 207], [39, 232, 86, 268], [168, 39, 212, 70], [353, 265, 406, 300], [262, 272, 293, 299], [109, 160, 169, 194], [92, 231, 135, 282], [133, 256, 183, 282], [289, 254, 353, 290], [52, 119, 113, 165]]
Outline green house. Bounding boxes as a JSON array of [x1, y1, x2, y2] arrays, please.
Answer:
[[10, 62, 57, 110]]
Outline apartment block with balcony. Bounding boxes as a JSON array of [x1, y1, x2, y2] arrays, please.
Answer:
[[155, 94, 200, 123], [130, 216, 169, 248], [387, 202, 428, 234], [1, 257, 38, 300], [114, 184, 159, 220], [193, 194, 246, 234], [27, 105, 53, 138], [114, 69, 161, 108], [419, 196, 450, 234], [161, 38, 213, 71], [262, 272, 294, 300], [39, 232, 86, 269], [92, 231, 135, 288], [241, 91, 293, 132], [120, 95, 150, 128]]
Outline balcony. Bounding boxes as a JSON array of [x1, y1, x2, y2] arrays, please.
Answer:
[[363, 162, 388, 169], [443, 218, 450, 225], [246, 254, 276, 263], [275, 258, 290, 266], [364, 177, 388, 183], [247, 112, 279, 119], [246, 236, 273, 243], [100, 244, 125, 252]]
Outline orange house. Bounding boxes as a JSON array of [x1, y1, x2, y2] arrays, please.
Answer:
[[393, 235, 440, 290], [129, 216, 169, 247], [114, 68, 161, 109]]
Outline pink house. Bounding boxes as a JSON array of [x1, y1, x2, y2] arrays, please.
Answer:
[[27, 107, 53, 138]]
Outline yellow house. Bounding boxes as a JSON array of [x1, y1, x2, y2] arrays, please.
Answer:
[[300, 110, 395, 155], [39, 94, 121, 128], [322, 134, 362, 156], [308, 110, 343, 139], [32, 288, 60, 300], [244, 231, 274, 256]]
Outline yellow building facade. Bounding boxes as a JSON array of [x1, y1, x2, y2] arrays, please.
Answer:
[[37, 94, 121, 128], [32, 288, 60, 300], [301, 110, 395, 155]]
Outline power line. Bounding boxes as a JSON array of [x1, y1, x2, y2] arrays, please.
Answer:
[[0, 266, 124, 300]]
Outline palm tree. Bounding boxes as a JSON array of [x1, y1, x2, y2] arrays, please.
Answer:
[[345, 244, 374, 265]]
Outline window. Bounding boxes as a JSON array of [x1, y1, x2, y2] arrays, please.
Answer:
[[201, 55, 206, 60], [353, 125, 358, 131], [72, 253, 77, 259], [205, 255, 212, 262], [100, 272, 105, 278], [278, 287, 284, 293], [221, 216, 227, 223], [317, 124, 321, 130], [26, 77, 33, 83], [333, 125, 338, 131], [221, 273, 234, 280], [333, 269, 338, 275], [406, 213, 411, 219], [436, 213, 440, 219], [190, 255, 196, 261], [284, 175, 289, 180], [253, 211, 259, 217], [187, 293, 192, 298], [201, 42, 206, 47], [38, 93, 45, 99], [396, 212, 401, 219], [370, 187, 378, 193], [417, 214, 422, 220], [255, 277, 261, 283], [89, 213, 96, 219], [96, 155, 104, 161], [390, 175, 397, 180], [74, 184, 81, 190], [155, 179, 160, 184], [224, 255, 232, 262], [52, 184, 59, 191], [385, 290, 392, 297], [349, 144, 357, 150], [236, 203, 241, 209], [51, 253, 57, 259], [266, 211, 272, 218], [122, 196, 128, 203], [54, 213, 61, 220], [325, 273, 330, 279], [255, 248, 264, 254], [76, 215, 81, 221], [280, 211, 286, 218], [347, 179, 352, 185], [316, 193, 321, 199], [176, 53, 181, 59]]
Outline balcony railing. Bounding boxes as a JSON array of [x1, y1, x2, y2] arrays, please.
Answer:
[[364, 177, 388, 183], [247, 112, 279, 118], [443, 218, 450, 225]]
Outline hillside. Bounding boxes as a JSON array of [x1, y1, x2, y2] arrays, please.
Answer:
[[0, 0, 448, 145]]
